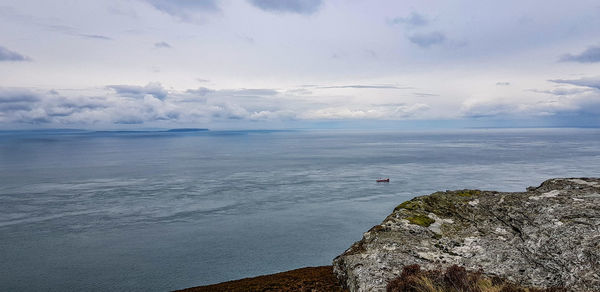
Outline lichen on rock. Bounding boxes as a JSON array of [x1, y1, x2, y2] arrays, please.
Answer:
[[333, 178, 600, 292]]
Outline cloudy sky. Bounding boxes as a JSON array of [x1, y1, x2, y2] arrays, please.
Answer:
[[1, 0, 599, 129]]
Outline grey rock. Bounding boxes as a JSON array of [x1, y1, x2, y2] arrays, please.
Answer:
[[333, 178, 600, 291]]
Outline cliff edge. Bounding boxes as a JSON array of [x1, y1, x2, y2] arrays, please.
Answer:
[[333, 178, 600, 291]]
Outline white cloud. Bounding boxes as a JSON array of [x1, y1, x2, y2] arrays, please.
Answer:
[[1, 1, 600, 128], [0, 83, 437, 127], [461, 82, 600, 118], [108, 82, 168, 100], [300, 103, 430, 120]]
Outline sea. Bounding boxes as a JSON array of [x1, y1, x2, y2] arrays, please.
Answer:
[[1, 128, 599, 291]]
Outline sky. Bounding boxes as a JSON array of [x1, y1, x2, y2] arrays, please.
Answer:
[[1, 0, 599, 129]]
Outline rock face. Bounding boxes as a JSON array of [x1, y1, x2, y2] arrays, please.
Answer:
[[333, 178, 600, 291]]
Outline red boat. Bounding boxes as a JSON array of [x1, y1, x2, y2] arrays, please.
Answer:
[[376, 178, 390, 183]]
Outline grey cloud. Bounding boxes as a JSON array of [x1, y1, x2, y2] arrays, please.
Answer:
[[210, 103, 249, 120], [390, 12, 428, 27], [55, 96, 110, 111], [145, 0, 219, 20], [408, 31, 445, 48], [0, 102, 35, 111], [210, 106, 293, 121], [549, 78, 600, 90], [0, 46, 30, 61], [0, 87, 199, 125], [559, 47, 600, 63], [0, 6, 114, 42], [186, 87, 214, 97], [231, 88, 278, 96], [79, 34, 113, 40], [0, 83, 438, 126], [388, 12, 446, 49], [107, 4, 138, 18], [496, 82, 511, 86], [186, 87, 278, 97], [365, 49, 377, 58], [529, 87, 592, 96], [461, 102, 516, 118], [115, 117, 144, 124], [248, 0, 322, 15], [286, 88, 312, 95], [108, 82, 168, 100], [414, 92, 439, 97], [461, 86, 600, 119], [249, 110, 296, 120], [44, 24, 76, 34], [0, 88, 92, 124], [22, 116, 52, 124], [320, 85, 412, 89], [237, 34, 255, 44], [0, 5, 27, 22], [154, 41, 172, 48], [44, 25, 113, 41], [374, 103, 408, 107], [0, 88, 40, 103]]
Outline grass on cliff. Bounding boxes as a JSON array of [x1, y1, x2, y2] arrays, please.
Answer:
[[456, 190, 481, 197], [387, 264, 565, 292], [407, 215, 436, 227]]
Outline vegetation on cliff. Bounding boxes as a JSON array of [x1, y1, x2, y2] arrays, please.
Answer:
[[177, 266, 347, 292], [387, 264, 565, 292]]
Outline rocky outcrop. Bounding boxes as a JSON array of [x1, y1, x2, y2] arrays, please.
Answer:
[[333, 178, 600, 291]]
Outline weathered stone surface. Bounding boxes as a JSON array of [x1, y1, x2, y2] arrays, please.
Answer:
[[333, 178, 600, 291]]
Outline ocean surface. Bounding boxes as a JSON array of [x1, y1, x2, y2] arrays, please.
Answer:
[[1, 128, 599, 291]]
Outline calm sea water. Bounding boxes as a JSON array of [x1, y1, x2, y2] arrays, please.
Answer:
[[1, 128, 599, 291]]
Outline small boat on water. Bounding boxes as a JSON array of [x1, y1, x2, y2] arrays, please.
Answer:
[[376, 178, 390, 183]]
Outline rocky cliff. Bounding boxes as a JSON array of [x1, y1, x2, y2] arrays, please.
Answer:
[[333, 178, 600, 291]]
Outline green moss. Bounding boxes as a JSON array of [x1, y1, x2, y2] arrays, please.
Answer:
[[407, 215, 435, 227], [395, 200, 421, 211], [456, 190, 481, 197], [396, 190, 482, 219], [421, 195, 460, 217]]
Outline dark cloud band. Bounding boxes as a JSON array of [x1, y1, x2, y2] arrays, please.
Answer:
[[248, 0, 322, 15], [0, 46, 30, 61], [559, 47, 600, 63]]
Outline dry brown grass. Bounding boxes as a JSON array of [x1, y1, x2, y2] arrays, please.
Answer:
[[176, 266, 348, 292], [387, 264, 566, 292]]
